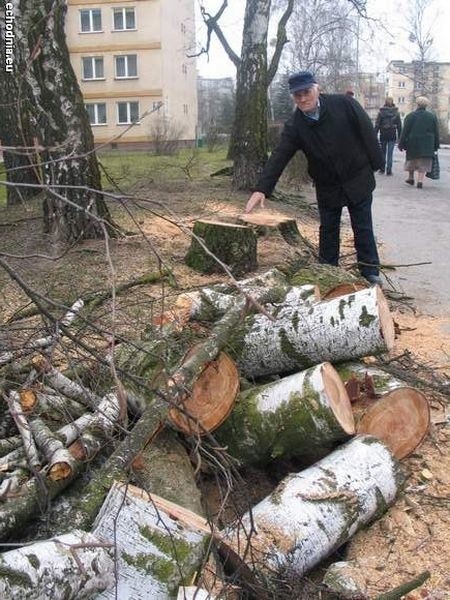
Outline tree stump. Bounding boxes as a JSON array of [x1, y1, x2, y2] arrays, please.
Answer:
[[237, 213, 303, 246], [185, 220, 257, 274]]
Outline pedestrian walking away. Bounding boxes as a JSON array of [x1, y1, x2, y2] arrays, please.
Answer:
[[374, 96, 402, 176], [245, 71, 385, 286], [398, 96, 440, 189]]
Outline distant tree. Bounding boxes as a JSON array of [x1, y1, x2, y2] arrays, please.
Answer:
[[270, 71, 294, 122], [404, 0, 438, 95], [0, 1, 113, 242]]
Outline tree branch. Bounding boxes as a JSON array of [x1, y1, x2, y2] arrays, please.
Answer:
[[267, 0, 294, 84]]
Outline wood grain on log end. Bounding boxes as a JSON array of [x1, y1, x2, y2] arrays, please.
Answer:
[[376, 286, 396, 351], [19, 389, 37, 411], [357, 387, 430, 459], [323, 282, 368, 300], [49, 462, 73, 481], [322, 362, 355, 435], [169, 351, 239, 435]]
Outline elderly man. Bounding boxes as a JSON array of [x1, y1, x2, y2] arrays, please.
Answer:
[[245, 71, 384, 286]]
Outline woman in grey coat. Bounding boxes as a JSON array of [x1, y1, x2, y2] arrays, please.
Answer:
[[398, 96, 440, 189]]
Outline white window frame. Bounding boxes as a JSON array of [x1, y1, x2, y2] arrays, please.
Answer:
[[82, 56, 105, 80], [114, 55, 138, 79], [86, 103, 107, 126], [79, 8, 102, 33], [117, 101, 140, 125], [112, 7, 137, 31]]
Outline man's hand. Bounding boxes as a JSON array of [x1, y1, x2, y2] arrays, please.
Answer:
[[245, 191, 266, 213]]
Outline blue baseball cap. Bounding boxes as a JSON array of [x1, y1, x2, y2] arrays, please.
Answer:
[[288, 71, 317, 94]]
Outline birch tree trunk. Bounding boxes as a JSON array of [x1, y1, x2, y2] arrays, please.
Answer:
[[11, 0, 114, 243], [92, 482, 210, 600], [220, 436, 404, 589], [214, 362, 354, 465], [0, 530, 114, 599], [230, 286, 395, 378]]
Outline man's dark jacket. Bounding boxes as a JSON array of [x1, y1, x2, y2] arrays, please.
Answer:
[[255, 94, 384, 209]]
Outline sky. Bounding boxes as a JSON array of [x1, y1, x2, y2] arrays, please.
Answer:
[[195, 0, 450, 79]]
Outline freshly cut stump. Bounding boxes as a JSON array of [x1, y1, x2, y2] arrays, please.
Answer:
[[219, 436, 403, 590], [185, 220, 257, 274], [237, 213, 303, 246], [214, 362, 355, 465], [168, 350, 239, 435], [93, 482, 210, 600], [231, 285, 395, 378], [357, 387, 430, 459]]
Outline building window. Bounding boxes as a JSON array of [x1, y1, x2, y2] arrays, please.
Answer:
[[181, 23, 186, 34], [183, 103, 188, 115], [82, 57, 104, 80], [80, 9, 102, 33], [398, 97, 405, 104], [86, 103, 107, 125], [117, 101, 139, 124], [398, 81, 405, 88], [113, 7, 136, 31], [182, 64, 187, 75], [115, 55, 137, 78]]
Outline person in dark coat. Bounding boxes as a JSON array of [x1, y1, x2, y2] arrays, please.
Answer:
[[245, 71, 384, 285], [374, 96, 402, 175], [398, 96, 439, 189]]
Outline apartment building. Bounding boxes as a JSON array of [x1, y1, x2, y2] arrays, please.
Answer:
[[387, 60, 450, 130], [65, 0, 197, 147]]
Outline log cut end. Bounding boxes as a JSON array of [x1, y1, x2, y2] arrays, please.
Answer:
[[49, 461, 73, 481], [357, 387, 430, 459], [323, 282, 367, 300], [322, 362, 355, 435], [19, 389, 37, 411], [376, 286, 396, 351], [169, 351, 239, 435]]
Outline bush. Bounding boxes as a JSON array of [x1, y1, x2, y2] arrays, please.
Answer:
[[148, 117, 186, 156]]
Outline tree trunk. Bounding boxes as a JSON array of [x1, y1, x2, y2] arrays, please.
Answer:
[[229, 286, 395, 378], [92, 482, 209, 599], [290, 264, 367, 297], [11, 0, 114, 243], [185, 220, 257, 275], [228, 0, 271, 190], [219, 436, 404, 592], [0, 530, 114, 598], [337, 363, 431, 459], [214, 362, 354, 466]]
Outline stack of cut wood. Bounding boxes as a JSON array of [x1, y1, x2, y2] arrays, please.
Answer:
[[0, 267, 430, 599]]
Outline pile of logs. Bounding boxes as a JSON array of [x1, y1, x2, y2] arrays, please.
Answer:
[[0, 267, 431, 598]]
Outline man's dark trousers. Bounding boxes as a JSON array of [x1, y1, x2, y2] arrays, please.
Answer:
[[381, 139, 395, 174], [318, 195, 380, 278]]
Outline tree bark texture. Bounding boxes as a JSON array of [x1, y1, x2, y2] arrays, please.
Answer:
[[92, 482, 209, 599], [185, 220, 257, 275], [219, 436, 404, 586], [0, 530, 114, 599], [214, 362, 354, 466], [290, 264, 367, 297], [10, 0, 113, 242], [229, 0, 271, 189], [229, 286, 395, 378]]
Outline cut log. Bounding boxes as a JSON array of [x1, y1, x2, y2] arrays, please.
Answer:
[[214, 362, 354, 465], [230, 286, 395, 378], [337, 363, 430, 459], [6, 391, 40, 470], [30, 418, 76, 481], [92, 481, 210, 599], [168, 350, 239, 435], [323, 282, 368, 300], [290, 264, 367, 296], [0, 530, 114, 599], [19, 388, 87, 420], [218, 436, 404, 592], [185, 220, 257, 275], [237, 213, 303, 246]]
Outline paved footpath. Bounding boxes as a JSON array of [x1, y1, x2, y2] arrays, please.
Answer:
[[371, 147, 450, 329]]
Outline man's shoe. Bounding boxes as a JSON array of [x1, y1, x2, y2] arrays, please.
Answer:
[[386, 170, 392, 175], [417, 182, 423, 189], [365, 274, 383, 287], [405, 179, 414, 185]]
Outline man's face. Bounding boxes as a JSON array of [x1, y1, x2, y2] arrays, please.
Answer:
[[292, 85, 320, 113]]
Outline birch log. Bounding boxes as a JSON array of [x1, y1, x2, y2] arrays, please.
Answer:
[[92, 482, 210, 599], [30, 418, 76, 481], [337, 363, 430, 459], [229, 286, 395, 378], [214, 362, 354, 465], [219, 436, 404, 588], [0, 530, 113, 599]]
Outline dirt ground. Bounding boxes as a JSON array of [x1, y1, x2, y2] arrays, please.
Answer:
[[0, 176, 449, 599]]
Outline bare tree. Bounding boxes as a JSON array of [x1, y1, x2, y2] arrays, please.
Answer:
[[404, 0, 438, 96], [197, 0, 294, 190], [0, 0, 114, 242]]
